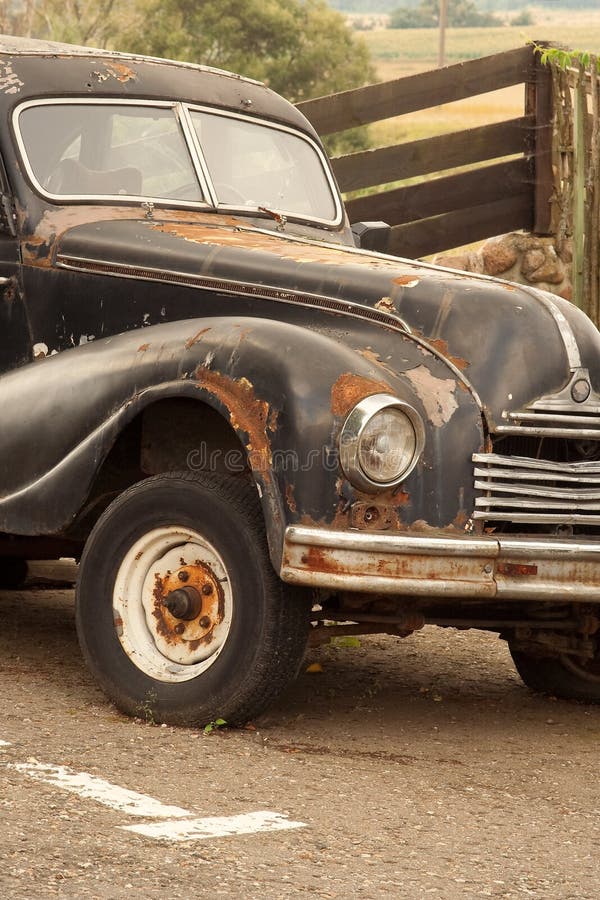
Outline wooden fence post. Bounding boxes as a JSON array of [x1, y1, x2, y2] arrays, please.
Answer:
[[572, 66, 587, 312], [526, 43, 554, 235]]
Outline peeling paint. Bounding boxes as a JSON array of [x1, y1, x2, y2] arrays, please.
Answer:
[[405, 365, 458, 427], [393, 275, 419, 287], [374, 297, 395, 313], [92, 62, 137, 84], [0, 63, 24, 94], [33, 342, 48, 359]]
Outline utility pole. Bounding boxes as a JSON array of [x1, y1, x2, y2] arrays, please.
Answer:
[[438, 0, 448, 68]]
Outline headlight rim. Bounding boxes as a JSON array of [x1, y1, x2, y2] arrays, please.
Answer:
[[339, 393, 425, 493]]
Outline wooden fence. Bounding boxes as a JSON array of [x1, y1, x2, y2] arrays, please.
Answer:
[[545, 54, 600, 323], [297, 44, 554, 260]]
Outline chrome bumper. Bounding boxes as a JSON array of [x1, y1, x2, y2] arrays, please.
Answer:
[[281, 526, 600, 601]]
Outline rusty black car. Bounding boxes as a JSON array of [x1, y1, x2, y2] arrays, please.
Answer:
[[2, 35, 600, 725]]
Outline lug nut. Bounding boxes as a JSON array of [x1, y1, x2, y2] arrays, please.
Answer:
[[202, 583, 213, 595], [199, 616, 211, 629], [174, 622, 186, 635], [178, 570, 190, 582]]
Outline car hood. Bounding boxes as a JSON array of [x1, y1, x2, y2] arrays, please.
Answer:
[[52, 215, 600, 424]]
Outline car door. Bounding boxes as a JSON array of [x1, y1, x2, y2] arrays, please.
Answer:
[[0, 158, 30, 372]]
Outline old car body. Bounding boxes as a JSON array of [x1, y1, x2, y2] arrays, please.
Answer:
[[1, 35, 600, 723]]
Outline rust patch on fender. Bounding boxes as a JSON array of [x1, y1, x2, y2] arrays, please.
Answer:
[[393, 275, 419, 287], [194, 367, 273, 475], [185, 327, 211, 349], [138, 342, 150, 352], [426, 337, 469, 371], [405, 365, 458, 427], [285, 484, 297, 514], [331, 373, 392, 417]]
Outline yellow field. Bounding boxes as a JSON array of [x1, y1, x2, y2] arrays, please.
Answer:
[[360, 7, 600, 149]]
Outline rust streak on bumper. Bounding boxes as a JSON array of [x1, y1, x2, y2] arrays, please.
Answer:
[[281, 526, 600, 601]]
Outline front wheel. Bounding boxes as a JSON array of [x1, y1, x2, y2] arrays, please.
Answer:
[[76, 472, 310, 726], [510, 644, 600, 702]]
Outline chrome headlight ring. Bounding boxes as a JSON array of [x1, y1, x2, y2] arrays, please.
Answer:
[[339, 393, 425, 493]]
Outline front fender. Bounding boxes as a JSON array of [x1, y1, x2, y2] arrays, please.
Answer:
[[0, 315, 484, 571]]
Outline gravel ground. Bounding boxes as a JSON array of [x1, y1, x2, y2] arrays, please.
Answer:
[[1, 574, 600, 899]]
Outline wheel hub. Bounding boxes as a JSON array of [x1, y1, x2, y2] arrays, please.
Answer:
[[144, 545, 226, 665]]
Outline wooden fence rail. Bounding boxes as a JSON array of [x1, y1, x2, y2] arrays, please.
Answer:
[[297, 44, 553, 260]]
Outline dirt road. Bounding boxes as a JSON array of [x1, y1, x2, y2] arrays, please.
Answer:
[[1, 574, 599, 899]]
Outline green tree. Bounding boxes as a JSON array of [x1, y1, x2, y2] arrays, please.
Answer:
[[121, 0, 374, 105]]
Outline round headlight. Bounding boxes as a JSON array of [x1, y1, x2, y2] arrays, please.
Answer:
[[339, 393, 425, 492], [358, 408, 417, 483]]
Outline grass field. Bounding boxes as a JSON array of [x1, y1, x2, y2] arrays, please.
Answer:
[[357, 6, 600, 149]]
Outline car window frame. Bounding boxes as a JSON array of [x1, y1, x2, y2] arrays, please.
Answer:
[[12, 96, 344, 228], [12, 97, 214, 211]]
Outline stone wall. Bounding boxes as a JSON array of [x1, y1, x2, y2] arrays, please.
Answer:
[[434, 233, 573, 302]]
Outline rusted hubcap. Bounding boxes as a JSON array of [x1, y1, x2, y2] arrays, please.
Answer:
[[112, 527, 233, 682], [151, 558, 225, 659]]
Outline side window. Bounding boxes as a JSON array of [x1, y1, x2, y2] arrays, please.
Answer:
[[16, 102, 204, 203]]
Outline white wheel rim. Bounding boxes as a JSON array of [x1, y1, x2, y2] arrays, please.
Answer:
[[113, 526, 233, 683]]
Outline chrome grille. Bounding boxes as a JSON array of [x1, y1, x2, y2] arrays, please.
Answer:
[[472, 453, 600, 525], [496, 368, 600, 439], [496, 409, 600, 439]]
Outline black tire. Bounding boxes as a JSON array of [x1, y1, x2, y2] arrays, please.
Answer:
[[510, 645, 600, 702], [0, 557, 29, 589], [76, 472, 310, 726]]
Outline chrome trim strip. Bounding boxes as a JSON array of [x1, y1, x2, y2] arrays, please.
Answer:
[[474, 480, 600, 500], [175, 102, 216, 207], [282, 526, 600, 600], [472, 511, 600, 524], [494, 425, 600, 438], [475, 496, 600, 510], [515, 285, 581, 370], [473, 453, 600, 473], [474, 466, 600, 483], [55, 253, 414, 334], [506, 411, 600, 425]]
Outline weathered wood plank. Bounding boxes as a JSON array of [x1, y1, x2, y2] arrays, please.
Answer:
[[332, 117, 532, 193], [386, 194, 534, 259], [526, 51, 554, 234], [345, 158, 532, 227], [297, 46, 534, 135]]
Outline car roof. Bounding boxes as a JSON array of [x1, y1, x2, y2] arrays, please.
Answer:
[[0, 33, 317, 137], [0, 34, 262, 84]]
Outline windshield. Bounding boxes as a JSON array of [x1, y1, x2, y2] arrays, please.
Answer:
[[190, 109, 337, 222], [15, 100, 341, 225]]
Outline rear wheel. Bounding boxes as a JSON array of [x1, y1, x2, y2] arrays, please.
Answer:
[[510, 644, 600, 702], [76, 471, 310, 725]]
